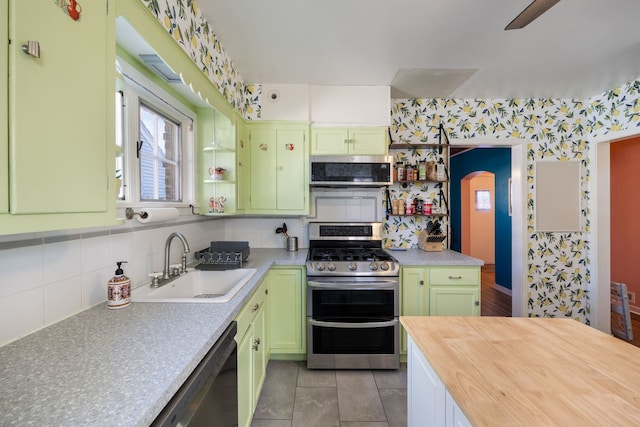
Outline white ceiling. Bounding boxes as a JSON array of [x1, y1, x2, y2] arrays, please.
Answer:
[[197, 0, 640, 99]]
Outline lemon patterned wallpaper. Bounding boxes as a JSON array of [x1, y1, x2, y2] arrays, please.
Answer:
[[139, 0, 640, 323], [389, 79, 640, 323], [140, 0, 261, 119]]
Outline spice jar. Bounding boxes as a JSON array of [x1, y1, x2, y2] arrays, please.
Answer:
[[396, 162, 405, 181], [418, 160, 426, 181], [424, 198, 433, 215]]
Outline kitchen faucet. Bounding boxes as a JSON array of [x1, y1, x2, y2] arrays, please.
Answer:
[[162, 232, 190, 280]]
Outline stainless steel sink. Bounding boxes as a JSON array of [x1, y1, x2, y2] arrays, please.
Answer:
[[132, 268, 257, 303]]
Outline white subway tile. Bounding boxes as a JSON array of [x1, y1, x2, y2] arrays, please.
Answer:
[[81, 267, 112, 309], [44, 240, 82, 284], [0, 246, 43, 298], [44, 277, 82, 325], [0, 287, 44, 346], [80, 235, 111, 273]]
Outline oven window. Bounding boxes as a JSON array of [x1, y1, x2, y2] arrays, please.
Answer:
[[312, 289, 395, 321], [311, 324, 396, 354]]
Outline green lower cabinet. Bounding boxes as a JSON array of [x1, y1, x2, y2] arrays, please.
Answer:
[[237, 324, 254, 427], [268, 267, 306, 357], [400, 265, 480, 354], [400, 267, 429, 354], [429, 287, 480, 316], [236, 279, 269, 427]]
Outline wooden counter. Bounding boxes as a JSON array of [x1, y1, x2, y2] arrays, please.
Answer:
[[401, 316, 640, 426]]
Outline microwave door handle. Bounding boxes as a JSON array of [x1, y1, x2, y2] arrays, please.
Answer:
[[308, 319, 398, 329]]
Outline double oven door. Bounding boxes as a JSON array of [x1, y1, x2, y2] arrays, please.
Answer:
[[306, 277, 399, 369]]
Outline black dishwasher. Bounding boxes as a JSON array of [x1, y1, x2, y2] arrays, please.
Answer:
[[152, 321, 238, 427]]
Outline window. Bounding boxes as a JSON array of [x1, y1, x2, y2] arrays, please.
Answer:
[[475, 190, 491, 210], [139, 103, 181, 201], [115, 58, 195, 205]]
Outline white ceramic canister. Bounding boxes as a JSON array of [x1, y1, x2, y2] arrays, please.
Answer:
[[107, 261, 131, 309]]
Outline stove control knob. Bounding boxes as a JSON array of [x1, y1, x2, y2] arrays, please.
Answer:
[[369, 262, 379, 271], [348, 262, 357, 271], [380, 262, 390, 271], [327, 262, 336, 271], [315, 262, 326, 271]]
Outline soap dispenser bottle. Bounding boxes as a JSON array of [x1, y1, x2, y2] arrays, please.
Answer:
[[107, 261, 131, 309]]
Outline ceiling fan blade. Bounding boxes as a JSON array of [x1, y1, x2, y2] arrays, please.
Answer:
[[505, 0, 561, 30]]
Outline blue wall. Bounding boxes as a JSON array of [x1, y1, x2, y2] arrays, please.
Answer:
[[450, 148, 512, 290]]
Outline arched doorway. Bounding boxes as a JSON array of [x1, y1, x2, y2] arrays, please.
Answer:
[[461, 171, 495, 264]]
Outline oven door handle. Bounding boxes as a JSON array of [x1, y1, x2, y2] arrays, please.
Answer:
[[307, 280, 398, 290], [308, 319, 398, 329]]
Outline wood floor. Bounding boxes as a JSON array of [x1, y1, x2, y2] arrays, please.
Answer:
[[480, 264, 512, 317], [481, 264, 640, 348]]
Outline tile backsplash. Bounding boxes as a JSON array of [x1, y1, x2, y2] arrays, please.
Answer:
[[0, 214, 308, 347]]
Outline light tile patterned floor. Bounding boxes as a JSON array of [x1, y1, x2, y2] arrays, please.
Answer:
[[251, 361, 407, 427]]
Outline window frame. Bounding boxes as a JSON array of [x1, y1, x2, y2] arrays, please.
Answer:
[[116, 57, 196, 208]]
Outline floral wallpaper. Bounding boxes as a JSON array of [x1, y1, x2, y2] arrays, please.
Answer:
[[389, 79, 640, 323], [139, 0, 261, 119]]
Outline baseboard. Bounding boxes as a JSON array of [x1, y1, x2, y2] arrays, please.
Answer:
[[493, 283, 512, 296]]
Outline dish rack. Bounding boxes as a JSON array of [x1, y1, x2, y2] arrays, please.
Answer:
[[195, 241, 250, 270]]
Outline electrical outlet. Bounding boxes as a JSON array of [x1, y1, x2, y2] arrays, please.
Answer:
[[628, 291, 636, 305]]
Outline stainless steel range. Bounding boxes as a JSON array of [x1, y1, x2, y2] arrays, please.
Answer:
[[306, 222, 400, 370]]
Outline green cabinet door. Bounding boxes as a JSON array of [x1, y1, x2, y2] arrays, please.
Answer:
[[237, 323, 254, 427], [268, 267, 305, 355], [276, 129, 306, 210], [311, 127, 349, 155], [249, 127, 277, 210], [252, 299, 267, 406], [0, 0, 7, 214], [247, 123, 308, 214], [429, 287, 480, 316], [400, 267, 429, 354], [9, 0, 110, 214], [311, 127, 388, 155], [236, 118, 250, 212], [348, 127, 388, 155]]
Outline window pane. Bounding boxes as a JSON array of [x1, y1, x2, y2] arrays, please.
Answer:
[[139, 103, 181, 201], [115, 91, 125, 200]]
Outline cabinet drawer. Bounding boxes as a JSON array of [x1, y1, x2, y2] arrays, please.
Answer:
[[235, 279, 267, 338], [429, 267, 479, 286]]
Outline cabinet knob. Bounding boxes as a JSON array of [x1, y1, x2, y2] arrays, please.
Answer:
[[252, 343, 259, 351], [475, 301, 480, 306], [251, 303, 260, 313], [21, 41, 40, 58], [419, 280, 424, 286], [254, 338, 261, 345]]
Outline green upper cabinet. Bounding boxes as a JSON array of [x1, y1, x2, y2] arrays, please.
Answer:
[[1, 0, 116, 234], [247, 122, 309, 214], [311, 126, 388, 155], [236, 118, 250, 212], [1, 0, 8, 215]]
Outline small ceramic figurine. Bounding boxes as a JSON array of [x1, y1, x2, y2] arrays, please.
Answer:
[[210, 196, 226, 213]]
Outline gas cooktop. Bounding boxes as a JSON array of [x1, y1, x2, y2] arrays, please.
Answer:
[[308, 247, 395, 263], [306, 222, 399, 277]]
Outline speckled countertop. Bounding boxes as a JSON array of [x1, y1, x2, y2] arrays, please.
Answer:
[[385, 248, 484, 266], [0, 248, 306, 427], [0, 247, 479, 427]]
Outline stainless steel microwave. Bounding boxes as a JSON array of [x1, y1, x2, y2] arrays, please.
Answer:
[[310, 155, 393, 187]]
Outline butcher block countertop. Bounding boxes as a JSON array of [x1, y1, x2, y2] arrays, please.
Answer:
[[401, 316, 640, 426]]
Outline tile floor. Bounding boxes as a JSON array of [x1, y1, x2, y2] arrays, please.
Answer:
[[251, 360, 407, 427]]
